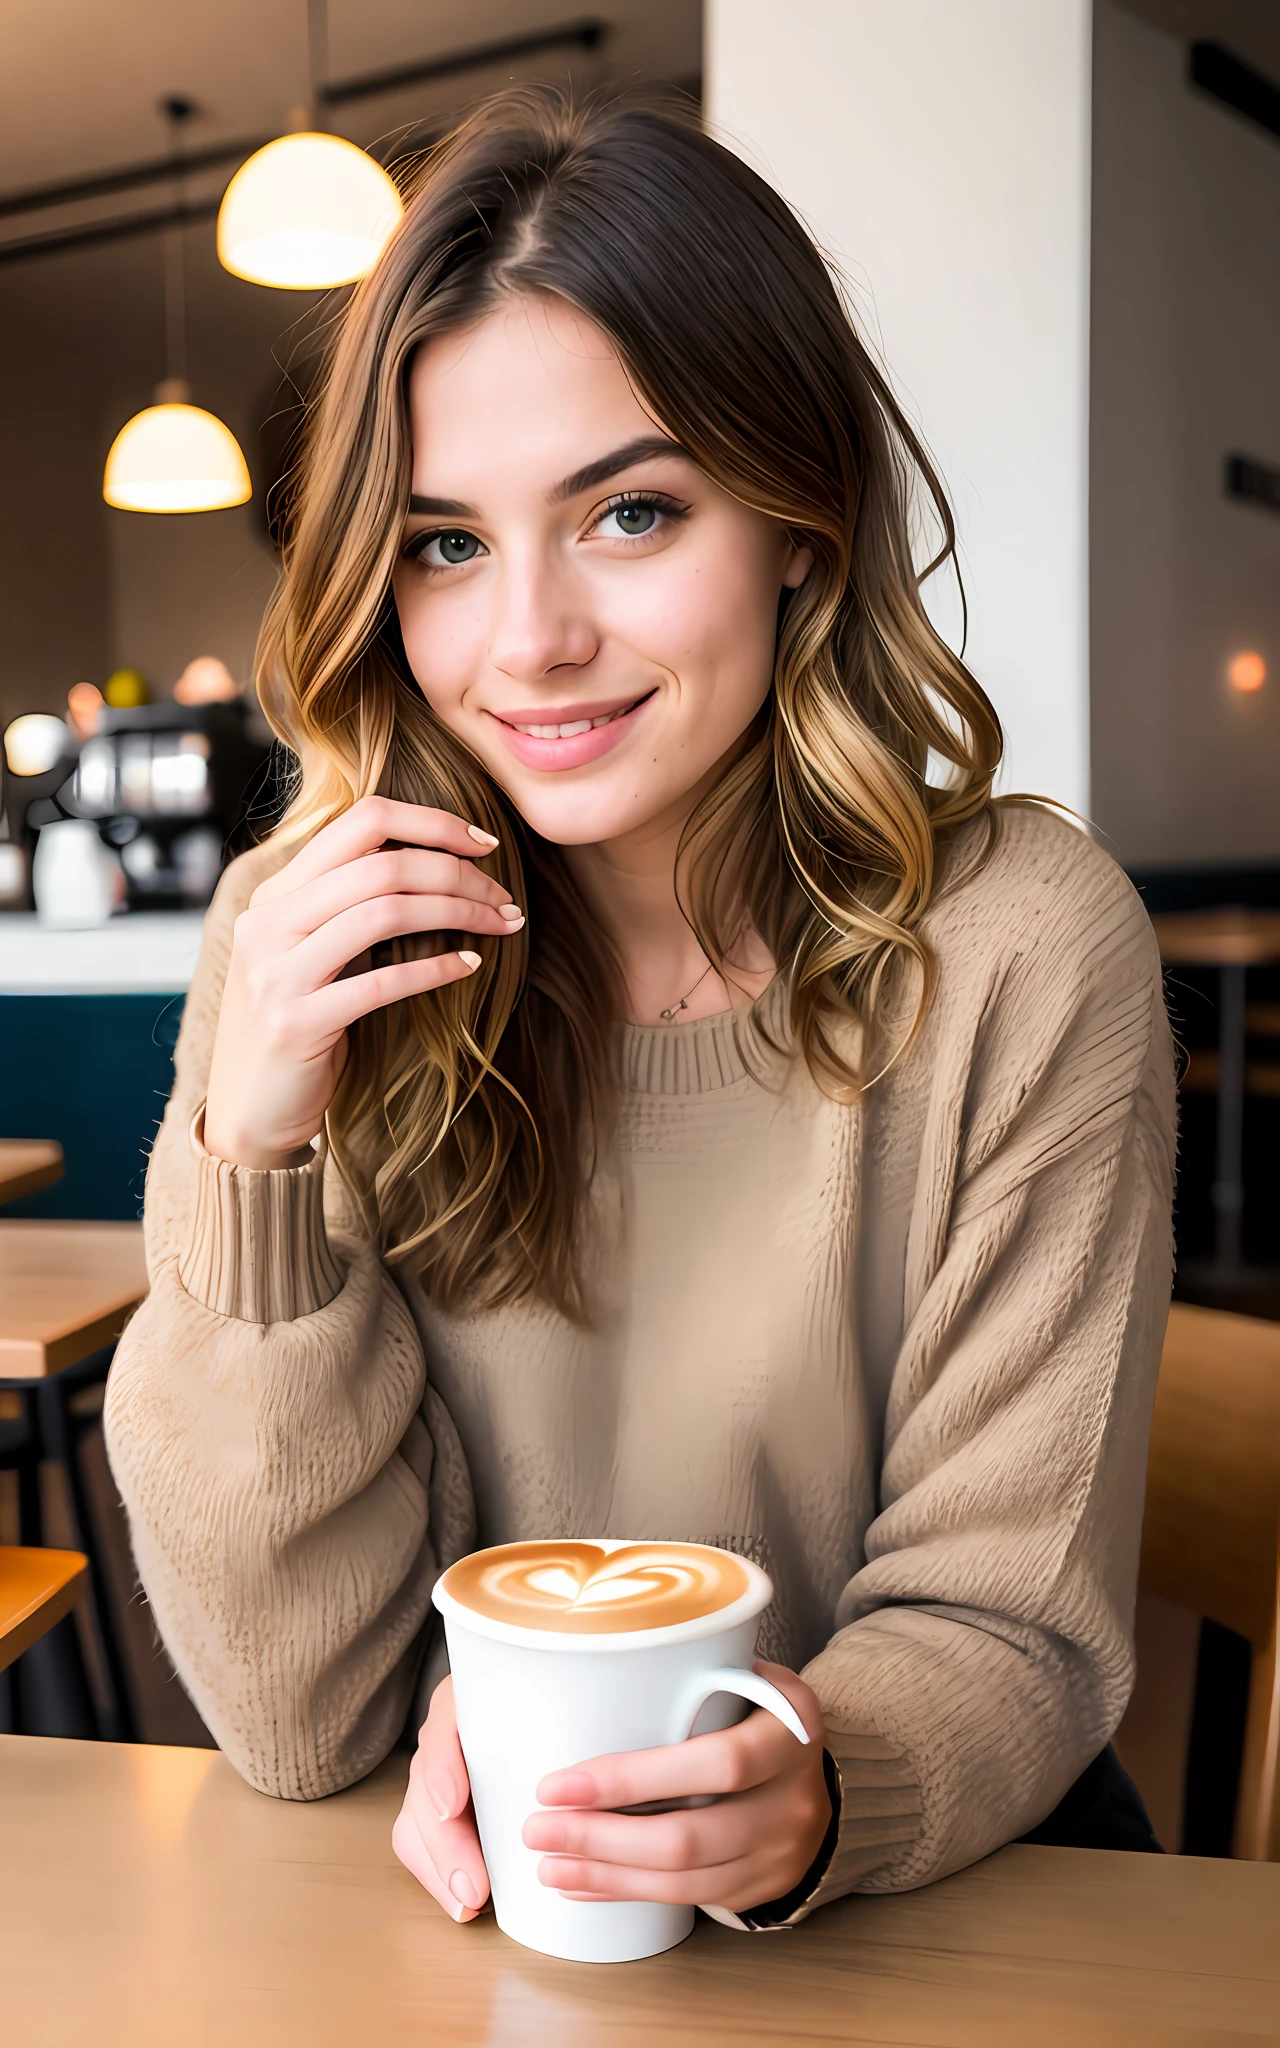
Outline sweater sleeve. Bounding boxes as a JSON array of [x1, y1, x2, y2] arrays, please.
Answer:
[[794, 844, 1176, 1908], [103, 848, 476, 1800]]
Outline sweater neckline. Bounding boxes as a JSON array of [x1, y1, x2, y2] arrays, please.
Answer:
[[617, 974, 791, 1096]]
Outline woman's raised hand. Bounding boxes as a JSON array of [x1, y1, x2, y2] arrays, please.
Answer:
[[203, 797, 522, 1171]]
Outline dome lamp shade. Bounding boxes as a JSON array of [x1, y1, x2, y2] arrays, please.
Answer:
[[217, 131, 403, 289], [103, 380, 252, 514]]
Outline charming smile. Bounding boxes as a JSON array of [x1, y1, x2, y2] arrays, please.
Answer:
[[488, 690, 656, 770]]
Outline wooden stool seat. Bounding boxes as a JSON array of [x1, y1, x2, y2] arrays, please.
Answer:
[[0, 1220, 147, 1376], [0, 1140, 64, 1207], [0, 1546, 87, 1673]]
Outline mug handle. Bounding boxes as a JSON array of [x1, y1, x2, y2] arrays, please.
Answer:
[[668, 1665, 810, 1748]]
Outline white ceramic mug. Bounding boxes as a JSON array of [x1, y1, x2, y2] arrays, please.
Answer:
[[432, 1539, 807, 1963]]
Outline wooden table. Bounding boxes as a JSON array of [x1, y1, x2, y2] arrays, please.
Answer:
[[0, 1219, 147, 1374], [1151, 908, 1280, 1288], [0, 1547, 86, 1672], [2, 1738, 1277, 2046], [0, 1137, 63, 1206]]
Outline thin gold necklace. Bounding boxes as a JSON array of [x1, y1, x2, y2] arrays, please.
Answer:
[[659, 961, 716, 1022]]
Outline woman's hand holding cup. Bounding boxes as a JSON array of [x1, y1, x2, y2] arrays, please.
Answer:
[[392, 1662, 831, 1926], [393, 1677, 492, 1924], [203, 796, 522, 1171]]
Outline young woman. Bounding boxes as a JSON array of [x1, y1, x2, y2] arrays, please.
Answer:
[[106, 93, 1175, 1930]]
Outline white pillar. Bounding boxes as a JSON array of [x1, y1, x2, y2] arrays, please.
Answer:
[[705, 0, 1093, 812]]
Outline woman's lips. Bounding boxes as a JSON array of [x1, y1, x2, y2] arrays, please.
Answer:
[[487, 691, 655, 772]]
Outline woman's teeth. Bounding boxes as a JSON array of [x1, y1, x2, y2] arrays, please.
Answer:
[[508, 700, 641, 740]]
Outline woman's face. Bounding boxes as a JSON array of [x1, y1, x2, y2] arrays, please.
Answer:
[[392, 295, 810, 848]]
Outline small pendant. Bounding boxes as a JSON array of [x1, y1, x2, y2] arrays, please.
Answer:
[[658, 996, 688, 1022]]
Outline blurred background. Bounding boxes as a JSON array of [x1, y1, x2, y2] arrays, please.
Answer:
[[0, 0, 1276, 1869]]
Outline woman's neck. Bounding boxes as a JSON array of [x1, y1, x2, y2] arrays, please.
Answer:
[[562, 795, 774, 1027]]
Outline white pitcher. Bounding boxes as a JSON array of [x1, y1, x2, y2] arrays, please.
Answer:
[[32, 818, 123, 929]]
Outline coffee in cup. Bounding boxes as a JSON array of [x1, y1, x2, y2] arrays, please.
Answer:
[[440, 1539, 750, 1634], [432, 1537, 807, 1963]]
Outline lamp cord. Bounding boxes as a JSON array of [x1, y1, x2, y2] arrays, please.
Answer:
[[308, 0, 329, 131], [161, 96, 194, 388]]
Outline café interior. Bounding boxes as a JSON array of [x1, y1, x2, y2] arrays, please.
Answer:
[[0, 1, 1278, 2038]]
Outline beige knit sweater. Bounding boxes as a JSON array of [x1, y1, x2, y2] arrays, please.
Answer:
[[105, 804, 1175, 1919]]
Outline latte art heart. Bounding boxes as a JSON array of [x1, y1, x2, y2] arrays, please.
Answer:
[[442, 1540, 749, 1633]]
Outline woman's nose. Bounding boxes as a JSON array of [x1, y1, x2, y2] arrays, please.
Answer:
[[487, 555, 598, 681]]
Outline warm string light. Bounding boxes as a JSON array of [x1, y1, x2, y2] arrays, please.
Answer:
[[1227, 651, 1267, 694]]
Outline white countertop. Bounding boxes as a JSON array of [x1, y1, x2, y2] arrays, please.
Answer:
[[0, 911, 205, 994]]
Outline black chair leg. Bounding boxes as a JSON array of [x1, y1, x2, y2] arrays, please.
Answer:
[[0, 1347, 137, 1743], [8, 1617, 98, 1738], [35, 1358, 138, 1743]]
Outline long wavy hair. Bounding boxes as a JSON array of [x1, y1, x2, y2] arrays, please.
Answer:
[[256, 90, 1002, 1321]]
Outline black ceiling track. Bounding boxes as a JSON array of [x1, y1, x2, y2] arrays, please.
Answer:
[[1190, 41, 1280, 144], [0, 137, 269, 223], [0, 200, 218, 270], [0, 17, 608, 266], [320, 18, 606, 108]]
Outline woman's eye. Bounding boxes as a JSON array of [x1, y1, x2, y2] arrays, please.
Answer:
[[418, 529, 485, 568], [595, 498, 663, 540]]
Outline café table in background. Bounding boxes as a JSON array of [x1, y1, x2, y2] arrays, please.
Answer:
[[1, 1736, 1276, 2046], [0, 1139, 63, 1206], [1150, 907, 1280, 1293]]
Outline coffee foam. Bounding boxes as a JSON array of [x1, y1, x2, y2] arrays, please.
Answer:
[[441, 1541, 749, 1635]]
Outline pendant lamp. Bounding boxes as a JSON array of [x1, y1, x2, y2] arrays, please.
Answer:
[[103, 99, 252, 515], [216, 0, 402, 290]]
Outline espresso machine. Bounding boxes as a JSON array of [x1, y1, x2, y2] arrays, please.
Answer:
[[5, 700, 271, 910]]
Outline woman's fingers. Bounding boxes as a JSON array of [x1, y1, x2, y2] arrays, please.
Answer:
[[392, 1681, 490, 1923], [536, 1664, 822, 1814], [417, 1676, 469, 1820], [536, 1846, 791, 1911], [256, 844, 515, 945], [524, 1772, 797, 1872], [536, 1713, 801, 1814], [254, 797, 498, 902], [393, 1759, 489, 1922], [306, 949, 485, 1038], [284, 891, 522, 996]]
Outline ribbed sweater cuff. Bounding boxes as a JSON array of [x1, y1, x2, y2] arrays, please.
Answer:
[[177, 1105, 344, 1324], [797, 1727, 924, 1914]]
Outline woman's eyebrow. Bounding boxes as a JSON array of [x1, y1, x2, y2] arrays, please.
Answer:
[[551, 435, 687, 503], [405, 436, 687, 520], [407, 492, 475, 517]]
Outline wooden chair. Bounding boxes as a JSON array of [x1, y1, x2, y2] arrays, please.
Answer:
[[0, 1221, 148, 1738], [1140, 1302, 1280, 1859], [0, 1546, 87, 1673]]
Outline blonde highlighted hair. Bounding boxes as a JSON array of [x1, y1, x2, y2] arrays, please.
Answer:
[[257, 90, 1002, 1320]]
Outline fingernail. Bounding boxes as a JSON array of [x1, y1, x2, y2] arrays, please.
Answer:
[[498, 903, 524, 921], [457, 951, 482, 971], [428, 1777, 454, 1821], [449, 1869, 481, 1911], [467, 826, 500, 847]]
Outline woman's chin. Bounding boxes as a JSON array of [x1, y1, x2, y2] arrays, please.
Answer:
[[498, 779, 674, 850]]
